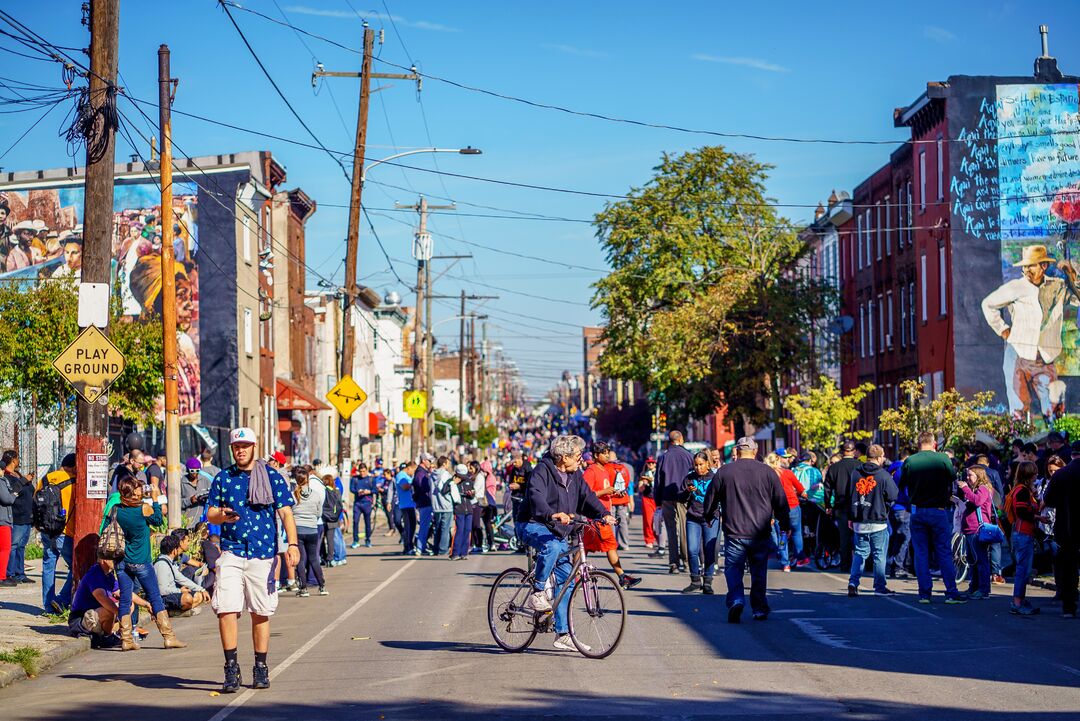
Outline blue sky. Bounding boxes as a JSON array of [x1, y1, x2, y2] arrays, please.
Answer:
[[3, 1, 1080, 398]]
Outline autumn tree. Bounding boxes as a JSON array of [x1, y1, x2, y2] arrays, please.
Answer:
[[591, 146, 836, 431], [782, 376, 874, 459], [878, 380, 996, 453]]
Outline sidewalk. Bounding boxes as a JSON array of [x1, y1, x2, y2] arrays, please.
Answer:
[[0, 558, 89, 688]]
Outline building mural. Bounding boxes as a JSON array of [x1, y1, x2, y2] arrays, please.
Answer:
[[0, 181, 201, 421]]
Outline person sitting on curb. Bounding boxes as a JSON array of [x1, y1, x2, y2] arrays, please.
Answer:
[[154, 534, 211, 614], [68, 549, 152, 649]]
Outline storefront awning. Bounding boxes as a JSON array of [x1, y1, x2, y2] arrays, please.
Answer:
[[368, 411, 386, 436], [276, 377, 331, 412]]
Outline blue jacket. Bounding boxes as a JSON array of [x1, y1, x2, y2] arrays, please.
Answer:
[[350, 474, 377, 506], [655, 445, 694, 503]]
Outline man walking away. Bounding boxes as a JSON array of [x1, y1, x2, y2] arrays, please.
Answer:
[[656, 430, 694, 574], [708, 437, 789, 623], [413, 454, 435, 555], [350, 464, 376, 548], [901, 432, 967, 604], [824, 441, 861, 572], [206, 427, 300, 693], [1044, 445, 1080, 618], [847, 445, 899, 596], [36, 453, 77, 611], [431, 456, 455, 556]]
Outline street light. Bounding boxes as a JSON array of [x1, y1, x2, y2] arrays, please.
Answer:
[[360, 147, 482, 184]]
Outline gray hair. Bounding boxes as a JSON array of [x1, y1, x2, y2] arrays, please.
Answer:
[[549, 434, 586, 463]]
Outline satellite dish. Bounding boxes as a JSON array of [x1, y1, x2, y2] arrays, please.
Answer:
[[826, 315, 855, 335]]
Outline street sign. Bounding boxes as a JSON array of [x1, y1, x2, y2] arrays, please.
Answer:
[[326, 375, 367, 419], [650, 432, 666, 442], [403, 390, 427, 419], [52, 326, 126, 404], [86, 453, 109, 498]]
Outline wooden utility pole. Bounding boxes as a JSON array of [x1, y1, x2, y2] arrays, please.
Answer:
[[409, 232, 426, 460], [458, 290, 465, 438], [158, 44, 181, 528], [72, 0, 119, 582]]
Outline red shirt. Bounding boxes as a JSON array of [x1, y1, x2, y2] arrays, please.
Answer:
[[778, 468, 805, 509], [583, 462, 613, 512]]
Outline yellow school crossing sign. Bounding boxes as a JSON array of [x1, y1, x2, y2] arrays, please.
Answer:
[[52, 326, 126, 404], [403, 390, 427, 419], [326, 375, 367, 419]]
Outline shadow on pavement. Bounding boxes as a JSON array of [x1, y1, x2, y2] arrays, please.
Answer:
[[378, 640, 505, 655], [59, 672, 217, 691], [0, 601, 47, 616]]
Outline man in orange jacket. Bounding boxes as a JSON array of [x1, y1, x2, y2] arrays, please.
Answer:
[[582, 442, 641, 590]]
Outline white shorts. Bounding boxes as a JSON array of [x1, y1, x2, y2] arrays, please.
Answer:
[[212, 551, 279, 617]]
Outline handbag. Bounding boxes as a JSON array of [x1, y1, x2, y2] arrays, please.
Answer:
[[98, 506, 127, 560], [975, 507, 1006, 545]]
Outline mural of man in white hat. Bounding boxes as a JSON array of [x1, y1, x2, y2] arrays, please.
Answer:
[[981, 244, 1080, 420]]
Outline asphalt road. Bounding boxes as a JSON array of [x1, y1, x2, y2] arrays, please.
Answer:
[[2, 531, 1079, 721]]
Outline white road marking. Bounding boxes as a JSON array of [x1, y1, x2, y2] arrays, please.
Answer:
[[367, 661, 477, 687], [821, 572, 940, 620], [771, 609, 815, 614], [790, 619, 852, 649], [207, 559, 417, 721]]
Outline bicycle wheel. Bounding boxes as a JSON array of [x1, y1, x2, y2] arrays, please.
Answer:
[[813, 544, 832, 570], [951, 533, 970, 585], [568, 570, 626, 659], [488, 567, 538, 652]]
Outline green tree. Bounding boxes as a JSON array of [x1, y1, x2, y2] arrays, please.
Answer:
[[782, 376, 874, 457], [878, 380, 996, 453], [591, 146, 836, 431], [0, 279, 164, 428]]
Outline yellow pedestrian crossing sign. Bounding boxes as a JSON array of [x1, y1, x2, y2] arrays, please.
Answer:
[[52, 326, 126, 404], [403, 390, 427, 419], [327, 375, 367, 419]]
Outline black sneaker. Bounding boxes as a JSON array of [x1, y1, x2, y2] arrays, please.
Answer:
[[252, 662, 270, 690], [668, 564, 679, 575], [620, 574, 642, 590], [222, 661, 243, 694], [727, 602, 744, 624], [848, 585, 859, 597]]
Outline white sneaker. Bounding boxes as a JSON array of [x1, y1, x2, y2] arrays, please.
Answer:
[[553, 634, 588, 652], [526, 591, 552, 612]]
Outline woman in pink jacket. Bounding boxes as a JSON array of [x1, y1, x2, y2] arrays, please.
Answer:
[[958, 466, 995, 600]]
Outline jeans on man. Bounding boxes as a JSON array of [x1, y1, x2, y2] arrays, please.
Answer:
[[432, 511, 453, 555], [685, 518, 719, 579], [117, 561, 166, 617], [333, 527, 347, 562], [990, 538, 1002, 576], [1012, 531, 1036, 600], [964, 533, 991, 595], [888, 508, 912, 573], [8, 523, 31, 580], [41, 533, 73, 610], [723, 536, 770, 613], [910, 507, 960, 599], [523, 522, 574, 634], [417, 506, 434, 553], [849, 528, 889, 592], [352, 501, 373, 544]]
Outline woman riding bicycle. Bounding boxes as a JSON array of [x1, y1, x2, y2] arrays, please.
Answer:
[[517, 434, 616, 651]]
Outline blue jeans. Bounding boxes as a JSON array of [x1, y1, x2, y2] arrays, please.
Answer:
[[1012, 531, 1035, 600], [724, 536, 770, 613], [352, 501, 373, 543], [117, 561, 165, 617], [8, 524, 31, 580], [911, 508, 960, 599], [41, 533, 73, 610], [433, 511, 453, 555], [417, 506, 433, 553], [333, 527, 346, 562], [523, 522, 574, 634], [452, 513, 472, 557], [773, 506, 804, 566], [849, 528, 889, 592], [964, 533, 991, 595], [685, 518, 719, 579]]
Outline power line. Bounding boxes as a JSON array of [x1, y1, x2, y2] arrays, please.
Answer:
[[0, 94, 64, 162]]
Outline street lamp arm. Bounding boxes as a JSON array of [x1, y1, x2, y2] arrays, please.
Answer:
[[361, 147, 481, 184]]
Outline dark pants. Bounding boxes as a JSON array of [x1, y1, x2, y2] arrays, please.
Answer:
[[965, 533, 991, 595], [453, 513, 472, 557], [911, 508, 960, 599], [353, 502, 373, 543], [400, 508, 417, 553], [8, 523, 31, 580], [118, 561, 165, 617], [836, 511, 854, 572], [724, 536, 770, 613], [1055, 535, 1079, 615], [297, 529, 325, 588], [685, 518, 719, 579], [662, 500, 685, 566], [481, 505, 496, 548]]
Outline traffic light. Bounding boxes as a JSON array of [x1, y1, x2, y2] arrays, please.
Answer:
[[658, 412, 667, 432]]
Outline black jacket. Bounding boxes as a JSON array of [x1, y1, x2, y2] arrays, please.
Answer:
[[655, 445, 694, 503], [517, 455, 606, 538], [847, 461, 898, 524], [706, 459, 789, 541], [1045, 457, 1080, 541], [824, 456, 861, 512], [677, 471, 718, 522]]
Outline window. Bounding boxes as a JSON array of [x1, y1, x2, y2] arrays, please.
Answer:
[[906, 180, 913, 243], [859, 304, 866, 359], [877, 294, 884, 353], [936, 135, 944, 201], [938, 244, 947, 316], [900, 288, 907, 347], [876, 201, 882, 261], [897, 186, 905, 249], [868, 298, 875, 356], [932, 370, 944, 398], [920, 255, 928, 323], [242, 216, 252, 264], [887, 290, 894, 347], [919, 151, 927, 211], [884, 195, 891, 256], [865, 210, 872, 264], [374, 374, 381, 403], [243, 308, 253, 356], [909, 282, 916, 340], [857, 215, 863, 269]]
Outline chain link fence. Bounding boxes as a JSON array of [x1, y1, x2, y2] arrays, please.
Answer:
[[0, 394, 75, 480]]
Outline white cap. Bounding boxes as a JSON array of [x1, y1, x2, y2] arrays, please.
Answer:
[[229, 427, 257, 445], [454, 463, 469, 476], [318, 465, 337, 478]]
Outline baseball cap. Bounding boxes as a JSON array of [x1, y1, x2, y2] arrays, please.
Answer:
[[734, 436, 758, 452], [229, 427, 256, 446], [797, 451, 813, 463], [646, 456, 656, 464], [454, 463, 470, 476], [270, 451, 287, 465], [1048, 431, 1066, 443], [777, 447, 795, 459], [420, 452, 435, 463]]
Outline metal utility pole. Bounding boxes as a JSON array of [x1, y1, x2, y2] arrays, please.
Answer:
[[158, 45, 181, 528], [318, 27, 419, 467], [73, 0, 119, 582], [458, 290, 465, 438]]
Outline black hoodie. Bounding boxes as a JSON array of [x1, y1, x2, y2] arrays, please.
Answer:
[[516, 455, 607, 538], [847, 461, 898, 525]]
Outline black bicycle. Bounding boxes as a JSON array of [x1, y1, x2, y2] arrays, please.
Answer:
[[487, 518, 626, 659]]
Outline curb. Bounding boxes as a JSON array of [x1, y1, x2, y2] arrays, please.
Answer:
[[0, 637, 91, 689]]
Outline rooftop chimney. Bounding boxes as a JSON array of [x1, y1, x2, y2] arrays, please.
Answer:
[[814, 203, 826, 220], [1035, 24, 1063, 82]]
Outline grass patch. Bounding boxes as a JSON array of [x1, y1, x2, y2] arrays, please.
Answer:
[[0, 647, 41, 676], [41, 609, 69, 624], [24, 541, 43, 561]]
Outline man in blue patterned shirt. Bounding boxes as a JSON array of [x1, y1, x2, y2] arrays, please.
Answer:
[[207, 427, 299, 694]]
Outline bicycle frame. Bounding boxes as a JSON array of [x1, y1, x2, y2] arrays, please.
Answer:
[[508, 524, 598, 624]]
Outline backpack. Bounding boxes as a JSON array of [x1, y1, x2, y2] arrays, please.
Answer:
[[321, 487, 343, 523], [32, 477, 74, 536], [1004, 485, 1022, 526], [98, 506, 126, 561]]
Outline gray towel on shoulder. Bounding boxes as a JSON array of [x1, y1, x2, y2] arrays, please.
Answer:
[[248, 459, 274, 507]]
